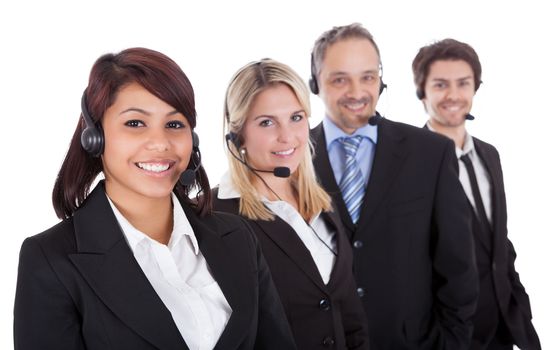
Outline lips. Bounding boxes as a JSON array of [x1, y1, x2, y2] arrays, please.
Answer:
[[340, 98, 371, 112], [272, 148, 295, 156], [136, 161, 174, 173]]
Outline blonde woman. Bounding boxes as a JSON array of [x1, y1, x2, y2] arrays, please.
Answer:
[[213, 59, 369, 350]]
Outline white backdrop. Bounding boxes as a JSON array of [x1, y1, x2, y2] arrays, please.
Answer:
[[1, 0, 546, 348]]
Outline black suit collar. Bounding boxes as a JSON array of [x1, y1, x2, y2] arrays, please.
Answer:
[[70, 182, 253, 350]]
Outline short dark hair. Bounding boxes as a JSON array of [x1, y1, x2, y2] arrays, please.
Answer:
[[412, 38, 482, 99], [311, 23, 381, 81], [52, 47, 212, 219]]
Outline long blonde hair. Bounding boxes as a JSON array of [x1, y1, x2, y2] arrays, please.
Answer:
[[223, 58, 331, 221]]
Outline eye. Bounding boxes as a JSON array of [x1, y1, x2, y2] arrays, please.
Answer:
[[259, 119, 273, 127], [362, 74, 376, 82], [433, 82, 447, 89], [331, 77, 347, 86], [125, 120, 144, 127], [166, 120, 185, 129], [459, 80, 471, 87], [291, 113, 304, 122]]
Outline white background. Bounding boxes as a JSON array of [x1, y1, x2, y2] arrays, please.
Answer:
[[1, 0, 546, 348]]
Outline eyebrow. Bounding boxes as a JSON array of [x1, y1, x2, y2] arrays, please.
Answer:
[[253, 109, 306, 121], [328, 69, 379, 77], [431, 75, 473, 82], [119, 108, 180, 116]]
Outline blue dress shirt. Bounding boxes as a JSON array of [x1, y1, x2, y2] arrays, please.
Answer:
[[321, 116, 377, 188]]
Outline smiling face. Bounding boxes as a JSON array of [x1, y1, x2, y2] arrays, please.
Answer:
[[240, 83, 308, 178], [318, 38, 382, 134], [101, 82, 192, 203], [423, 59, 475, 130]]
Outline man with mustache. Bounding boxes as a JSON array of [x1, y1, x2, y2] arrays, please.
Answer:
[[310, 23, 479, 349], [413, 38, 541, 350]]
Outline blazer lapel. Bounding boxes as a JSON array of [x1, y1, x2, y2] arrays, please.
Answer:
[[69, 183, 187, 350], [311, 123, 356, 235], [321, 210, 349, 289], [473, 138, 501, 251], [252, 218, 328, 292], [184, 207, 254, 350], [357, 119, 407, 232]]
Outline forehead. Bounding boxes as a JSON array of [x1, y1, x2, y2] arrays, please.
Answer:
[[249, 83, 302, 115], [427, 59, 474, 80], [321, 38, 380, 74]]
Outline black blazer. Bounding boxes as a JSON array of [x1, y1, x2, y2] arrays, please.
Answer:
[[311, 119, 479, 350], [469, 137, 540, 350], [213, 191, 369, 350], [14, 182, 296, 350]]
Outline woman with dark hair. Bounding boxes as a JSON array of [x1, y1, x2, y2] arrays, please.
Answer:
[[14, 48, 296, 350]]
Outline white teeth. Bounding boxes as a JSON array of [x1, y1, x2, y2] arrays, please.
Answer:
[[345, 102, 365, 110], [137, 163, 170, 172], [273, 148, 295, 155], [443, 104, 461, 112]]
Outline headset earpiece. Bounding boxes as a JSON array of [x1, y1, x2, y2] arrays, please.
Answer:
[[191, 130, 199, 151], [225, 131, 242, 150], [309, 53, 319, 95], [80, 89, 104, 157], [379, 79, 387, 96]]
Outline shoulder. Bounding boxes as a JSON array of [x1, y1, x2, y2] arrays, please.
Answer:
[[383, 118, 453, 147], [473, 136, 499, 155], [211, 186, 240, 215], [21, 218, 76, 257]]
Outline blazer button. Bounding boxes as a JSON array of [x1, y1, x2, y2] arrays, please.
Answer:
[[319, 298, 331, 311], [492, 262, 497, 271], [356, 287, 365, 298], [353, 240, 363, 249], [322, 337, 335, 347]]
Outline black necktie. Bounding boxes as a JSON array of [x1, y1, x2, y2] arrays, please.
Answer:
[[460, 153, 491, 232]]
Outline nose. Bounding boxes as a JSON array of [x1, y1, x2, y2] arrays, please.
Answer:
[[276, 122, 294, 143], [346, 78, 365, 99], [145, 128, 170, 152], [446, 83, 459, 100]]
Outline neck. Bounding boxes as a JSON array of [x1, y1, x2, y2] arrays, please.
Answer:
[[428, 119, 467, 149], [105, 182, 173, 245], [253, 174, 298, 209]]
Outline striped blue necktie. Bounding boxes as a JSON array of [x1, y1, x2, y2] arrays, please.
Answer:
[[339, 136, 366, 224]]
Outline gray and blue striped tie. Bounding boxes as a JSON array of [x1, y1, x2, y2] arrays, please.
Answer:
[[339, 136, 365, 224]]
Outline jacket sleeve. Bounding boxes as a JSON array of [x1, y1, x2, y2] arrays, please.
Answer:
[[14, 237, 86, 350], [243, 220, 297, 350], [430, 139, 479, 350]]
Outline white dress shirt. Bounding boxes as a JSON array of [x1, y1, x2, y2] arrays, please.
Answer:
[[217, 172, 337, 284], [427, 123, 493, 224], [107, 194, 232, 350]]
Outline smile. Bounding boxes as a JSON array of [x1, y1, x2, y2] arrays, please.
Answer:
[[136, 162, 173, 173], [272, 148, 295, 156]]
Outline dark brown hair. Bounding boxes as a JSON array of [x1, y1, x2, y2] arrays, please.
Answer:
[[52, 47, 211, 219], [412, 38, 482, 99]]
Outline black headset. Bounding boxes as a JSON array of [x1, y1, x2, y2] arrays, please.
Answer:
[[80, 89, 201, 185], [308, 52, 387, 96], [80, 90, 104, 157]]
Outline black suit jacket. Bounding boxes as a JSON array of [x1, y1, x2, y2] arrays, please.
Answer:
[[213, 192, 369, 350], [311, 119, 479, 350], [468, 137, 540, 350], [14, 182, 296, 350]]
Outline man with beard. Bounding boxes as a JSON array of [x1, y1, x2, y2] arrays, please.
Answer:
[[412, 38, 541, 350], [309, 23, 479, 349]]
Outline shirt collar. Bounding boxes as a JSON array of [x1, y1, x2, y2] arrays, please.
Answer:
[[106, 193, 200, 255], [217, 171, 242, 200], [323, 114, 378, 149], [425, 120, 475, 158]]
